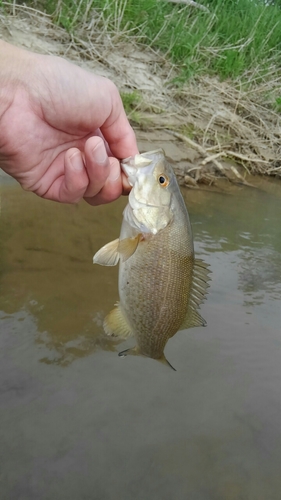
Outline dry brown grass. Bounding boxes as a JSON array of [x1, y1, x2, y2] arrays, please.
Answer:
[[164, 75, 281, 183], [0, 1, 280, 184]]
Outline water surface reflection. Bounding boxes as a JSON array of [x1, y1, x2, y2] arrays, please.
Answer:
[[0, 176, 280, 499]]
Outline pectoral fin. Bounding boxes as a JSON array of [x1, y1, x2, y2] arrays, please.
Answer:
[[118, 234, 141, 262], [93, 235, 141, 266], [103, 304, 132, 339], [180, 258, 211, 330], [93, 238, 120, 266]]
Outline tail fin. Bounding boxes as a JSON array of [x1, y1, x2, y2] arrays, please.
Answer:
[[158, 356, 176, 371], [118, 347, 176, 371]]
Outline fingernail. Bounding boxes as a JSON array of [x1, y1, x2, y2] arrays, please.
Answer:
[[69, 151, 84, 171], [108, 160, 121, 182], [92, 146, 107, 164]]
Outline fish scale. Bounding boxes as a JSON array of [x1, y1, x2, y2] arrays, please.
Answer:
[[119, 234, 193, 358], [93, 149, 210, 369]]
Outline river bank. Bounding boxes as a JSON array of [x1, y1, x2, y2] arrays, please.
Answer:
[[0, 2, 280, 187]]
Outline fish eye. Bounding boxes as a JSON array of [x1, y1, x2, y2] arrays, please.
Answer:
[[158, 174, 169, 187]]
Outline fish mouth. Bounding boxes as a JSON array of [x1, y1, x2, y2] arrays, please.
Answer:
[[121, 149, 165, 182]]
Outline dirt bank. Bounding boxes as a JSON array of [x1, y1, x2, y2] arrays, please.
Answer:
[[1, 3, 280, 186]]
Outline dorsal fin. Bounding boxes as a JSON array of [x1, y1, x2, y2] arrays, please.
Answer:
[[179, 259, 211, 330]]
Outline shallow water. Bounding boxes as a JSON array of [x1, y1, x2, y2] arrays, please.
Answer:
[[0, 174, 280, 500]]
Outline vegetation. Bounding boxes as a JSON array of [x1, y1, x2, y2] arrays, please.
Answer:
[[12, 0, 281, 83], [1, 0, 280, 180]]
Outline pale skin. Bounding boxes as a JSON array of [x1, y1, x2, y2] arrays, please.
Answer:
[[0, 40, 138, 205]]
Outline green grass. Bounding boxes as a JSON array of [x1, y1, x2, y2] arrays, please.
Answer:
[[7, 0, 281, 82], [120, 91, 143, 126], [275, 96, 281, 112]]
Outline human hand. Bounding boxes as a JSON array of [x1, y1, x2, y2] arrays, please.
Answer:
[[0, 41, 138, 205]]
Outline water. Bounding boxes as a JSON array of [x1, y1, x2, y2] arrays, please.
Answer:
[[0, 174, 280, 500]]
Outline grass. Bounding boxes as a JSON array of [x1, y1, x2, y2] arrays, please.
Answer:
[[275, 96, 281, 112], [11, 0, 281, 83], [119, 91, 144, 126], [1, 0, 280, 179]]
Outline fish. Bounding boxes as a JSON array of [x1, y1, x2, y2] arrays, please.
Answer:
[[93, 149, 210, 370]]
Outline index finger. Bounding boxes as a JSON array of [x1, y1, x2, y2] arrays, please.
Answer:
[[99, 81, 139, 160]]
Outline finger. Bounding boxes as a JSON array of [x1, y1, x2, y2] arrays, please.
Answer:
[[84, 157, 123, 206], [83, 136, 112, 198], [99, 81, 139, 159], [44, 148, 89, 203], [92, 130, 131, 195], [94, 129, 112, 156]]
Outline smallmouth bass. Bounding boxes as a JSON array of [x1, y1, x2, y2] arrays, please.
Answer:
[[94, 149, 210, 369]]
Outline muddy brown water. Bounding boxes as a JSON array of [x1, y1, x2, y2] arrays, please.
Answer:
[[0, 173, 281, 500]]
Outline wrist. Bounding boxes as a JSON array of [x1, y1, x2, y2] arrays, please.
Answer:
[[0, 40, 36, 121]]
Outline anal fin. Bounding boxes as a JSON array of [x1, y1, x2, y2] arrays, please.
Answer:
[[104, 304, 132, 339]]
